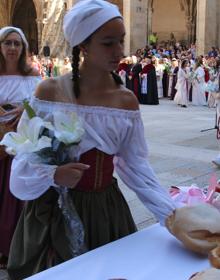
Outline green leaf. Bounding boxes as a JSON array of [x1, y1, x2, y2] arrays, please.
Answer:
[[23, 100, 36, 119]]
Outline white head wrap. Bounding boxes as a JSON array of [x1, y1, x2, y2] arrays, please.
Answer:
[[0, 26, 29, 49], [63, 0, 122, 48]]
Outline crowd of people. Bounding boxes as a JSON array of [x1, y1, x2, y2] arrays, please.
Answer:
[[28, 43, 220, 110], [29, 55, 72, 79], [117, 44, 220, 108], [27, 35, 220, 110], [29, 42, 220, 107], [1, 0, 220, 279]]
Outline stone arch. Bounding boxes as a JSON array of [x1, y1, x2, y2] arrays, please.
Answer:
[[150, 0, 188, 45], [11, 0, 41, 20], [12, 0, 38, 54], [179, 0, 197, 44], [148, 0, 197, 46]]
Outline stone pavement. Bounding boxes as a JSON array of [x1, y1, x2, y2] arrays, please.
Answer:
[[1, 99, 220, 279]]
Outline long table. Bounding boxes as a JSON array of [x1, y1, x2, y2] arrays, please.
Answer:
[[26, 223, 209, 280]]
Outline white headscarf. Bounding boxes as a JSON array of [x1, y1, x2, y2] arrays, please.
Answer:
[[0, 26, 29, 49], [63, 0, 122, 48]]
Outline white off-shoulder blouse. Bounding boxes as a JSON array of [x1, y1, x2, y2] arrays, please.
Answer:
[[10, 97, 176, 225], [0, 75, 42, 104]]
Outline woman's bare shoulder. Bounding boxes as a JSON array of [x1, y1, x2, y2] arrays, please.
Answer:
[[116, 86, 139, 110], [35, 79, 60, 101]]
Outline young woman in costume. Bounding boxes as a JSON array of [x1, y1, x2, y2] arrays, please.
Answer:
[[7, 1, 220, 279], [0, 26, 41, 269]]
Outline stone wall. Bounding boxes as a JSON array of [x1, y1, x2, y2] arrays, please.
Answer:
[[152, 0, 187, 44]]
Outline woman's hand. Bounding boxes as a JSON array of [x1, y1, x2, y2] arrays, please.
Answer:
[[54, 162, 90, 189], [4, 106, 24, 128]]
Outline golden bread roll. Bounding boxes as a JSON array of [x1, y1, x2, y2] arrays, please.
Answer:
[[189, 268, 220, 279], [209, 246, 220, 269], [166, 203, 220, 254]]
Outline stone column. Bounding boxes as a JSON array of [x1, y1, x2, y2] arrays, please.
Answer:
[[36, 19, 43, 52], [123, 0, 131, 55], [147, 4, 153, 45], [123, 0, 148, 55], [196, 0, 217, 55], [186, 17, 194, 45]]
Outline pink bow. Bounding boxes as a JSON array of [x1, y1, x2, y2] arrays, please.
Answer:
[[169, 174, 220, 209]]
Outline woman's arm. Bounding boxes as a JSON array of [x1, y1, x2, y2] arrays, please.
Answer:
[[113, 96, 176, 225], [10, 80, 90, 200]]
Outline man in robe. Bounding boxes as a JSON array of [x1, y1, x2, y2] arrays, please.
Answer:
[[139, 56, 159, 105]]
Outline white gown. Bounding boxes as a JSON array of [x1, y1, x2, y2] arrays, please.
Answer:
[[156, 65, 164, 98], [174, 68, 188, 106], [192, 66, 207, 106], [0, 75, 42, 105]]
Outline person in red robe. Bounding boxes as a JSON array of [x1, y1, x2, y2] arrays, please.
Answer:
[[204, 67, 210, 101], [139, 56, 159, 105], [117, 58, 133, 90], [129, 57, 142, 98]]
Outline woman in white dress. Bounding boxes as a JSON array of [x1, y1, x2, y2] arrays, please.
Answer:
[[192, 59, 207, 106], [6, 1, 220, 279], [0, 26, 41, 269], [155, 58, 164, 98], [174, 59, 189, 107]]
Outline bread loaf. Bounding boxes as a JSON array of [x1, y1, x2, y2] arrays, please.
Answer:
[[189, 268, 220, 279], [209, 246, 220, 269]]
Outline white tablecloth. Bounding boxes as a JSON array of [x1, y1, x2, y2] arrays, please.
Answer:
[[26, 224, 209, 280]]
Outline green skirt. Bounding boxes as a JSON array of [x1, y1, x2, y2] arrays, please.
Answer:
[[7, 179, 137, 280]]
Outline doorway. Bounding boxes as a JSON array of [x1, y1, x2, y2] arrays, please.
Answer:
[[12, 0, 38, 54]]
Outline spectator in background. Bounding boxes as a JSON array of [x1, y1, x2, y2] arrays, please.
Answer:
[[60, 56, 72, 75], [0, 26, 41, 270], [149, 32, 158, 48]]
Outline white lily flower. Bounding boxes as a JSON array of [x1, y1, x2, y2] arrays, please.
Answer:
[[0, 116, 52, 155], [53, 112, 84, 145]]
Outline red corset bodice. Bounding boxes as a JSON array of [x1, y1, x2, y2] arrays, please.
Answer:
[[75, 148, 114, 192]]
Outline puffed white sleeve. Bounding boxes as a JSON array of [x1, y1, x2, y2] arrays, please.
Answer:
[[114, 113, 176, 225], [9, 110, 58, 200]]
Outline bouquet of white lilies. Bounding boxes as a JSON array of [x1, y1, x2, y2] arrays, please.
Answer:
[[0, 100, 87, 257]]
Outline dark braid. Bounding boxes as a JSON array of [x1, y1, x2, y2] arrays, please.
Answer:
[[72, 46, 81, 98], [72, 46, 122, 98], [111, 71, 123, 85]]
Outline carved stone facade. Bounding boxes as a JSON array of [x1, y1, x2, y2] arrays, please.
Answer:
[[0, 0, 219, 56]]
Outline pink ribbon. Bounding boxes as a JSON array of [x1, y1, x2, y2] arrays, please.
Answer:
[[169, 174, 220, 210]]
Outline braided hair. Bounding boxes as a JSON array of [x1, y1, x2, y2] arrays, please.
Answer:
[[71, 47, 123, 99], [72, 46, 80, 98]]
